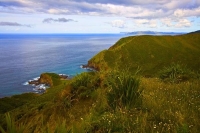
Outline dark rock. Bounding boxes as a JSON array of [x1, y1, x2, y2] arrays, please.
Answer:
[[28, 80, 40, 85], [59, 74, 68, 80], [81, 64, 89, 68], [81, 64, 97, 71]]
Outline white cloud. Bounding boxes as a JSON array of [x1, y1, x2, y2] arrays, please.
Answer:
[[174, 7, 200, 18], [0, 0, 199, 33], [149, 20, 157, 28], [111, 20, 125, 28], [47, 9, 69, 14], [96, 4, 168, 19], [134, 19, 157, 28], [175, 19, 191, 28], [1, 0, 200, 20], [164, 0, 191, 10], [161, 18, 174, 27], [135, 19, 149, 25], [161, 18, 192, 28]]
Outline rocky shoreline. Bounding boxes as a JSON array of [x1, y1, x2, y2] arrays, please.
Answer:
[[25, 64, 96, 94], [28, 74, 68, 85], [80, 64, 97, 71], [27, 74, 68, 93]]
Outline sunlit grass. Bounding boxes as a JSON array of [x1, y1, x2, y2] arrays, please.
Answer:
[[141, 78, 200, 132], [0, 71, 200, 132]]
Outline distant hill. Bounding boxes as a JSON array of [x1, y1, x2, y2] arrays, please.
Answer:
[[122, 31, 185, 36], [88, 33, 200, 76], [188, 30, 200, 34]]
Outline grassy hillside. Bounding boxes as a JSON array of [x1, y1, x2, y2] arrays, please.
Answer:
[[0, 33, 200, 133], [88, 33, 200, 76]]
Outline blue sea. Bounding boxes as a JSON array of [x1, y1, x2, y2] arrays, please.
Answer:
[[0, 34, 125, 98]]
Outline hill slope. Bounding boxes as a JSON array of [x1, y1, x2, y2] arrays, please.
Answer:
[[88, 33, 200, 75], [188, 30, 200, 34]]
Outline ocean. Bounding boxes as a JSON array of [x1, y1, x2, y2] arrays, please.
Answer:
[[0, 34, 125, 98]]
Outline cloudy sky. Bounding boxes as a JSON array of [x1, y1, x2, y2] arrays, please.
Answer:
[[0, 0, 200, 33]]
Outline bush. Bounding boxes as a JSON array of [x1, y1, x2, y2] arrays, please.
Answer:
[[159, 63, 198, 83], [71, 72, 93, 89], [106, 71, 142, 110], [71, 72, 100, 99], [0, 113, 25, 133]]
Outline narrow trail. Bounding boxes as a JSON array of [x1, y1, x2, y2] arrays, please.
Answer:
[[120, 36, 138, 48], [113, 36, 138, 51]]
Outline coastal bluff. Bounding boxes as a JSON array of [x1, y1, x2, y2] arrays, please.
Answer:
[[29, 73, 68, 87], [87, 33, 200, 75]]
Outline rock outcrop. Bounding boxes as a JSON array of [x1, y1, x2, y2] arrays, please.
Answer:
[[28, 73, 68, 87]]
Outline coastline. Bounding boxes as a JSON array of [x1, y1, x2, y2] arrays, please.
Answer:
[[0, 65, 94, 99], [80, 64, 97, 71], [0, 34, 123, 98]]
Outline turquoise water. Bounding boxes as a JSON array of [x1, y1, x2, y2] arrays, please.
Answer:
[[0, 34, 125, 97]]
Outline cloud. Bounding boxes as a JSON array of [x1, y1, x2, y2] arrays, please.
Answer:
[[174, 7, 200, 18], [0, 0, 200, 24], [135, 19, 149, 25], [134, 19, 157, 28], [161, 18, 174, 27], [43, 18, 77, 23], [0, 22, 31, 27], [149, 20, 157, 28], [110, 20, 126, 28], [160, 17, 192, 28], [175, 19, 191, 28]]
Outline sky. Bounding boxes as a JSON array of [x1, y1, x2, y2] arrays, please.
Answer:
[[0, 0, 200, 33]]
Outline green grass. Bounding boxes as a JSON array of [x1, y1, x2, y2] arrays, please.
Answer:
[[65, 74, 200, 133], [39, 73, 61, 86], [0, 93, 38, 114], [159, 63, 200, 83], [0, 113, 25, 133], [141, 78, 200, 133], [88, 33, 200, 76], [106, 70, 142, 110], [0, 71, 200, 132], [1, 33, 200, 132]]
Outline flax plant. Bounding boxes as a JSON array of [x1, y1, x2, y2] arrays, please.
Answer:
[[106, 70, 142, 110]]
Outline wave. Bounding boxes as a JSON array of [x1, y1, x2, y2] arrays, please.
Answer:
[[33, 77, 40, 81], [33, 84, 49, 91], [22, 82, 29, 85], [80, 65, 96, 71]]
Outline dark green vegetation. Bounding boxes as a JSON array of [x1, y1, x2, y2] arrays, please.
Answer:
[[39, 73, 61, 86], [0, 33, 200, 133]]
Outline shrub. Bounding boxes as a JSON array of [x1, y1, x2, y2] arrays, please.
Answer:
[[159, 63, 197, 83], [0, 113, 25, 133], [71, 72, 100, 99], [106, 71, 142, 110]]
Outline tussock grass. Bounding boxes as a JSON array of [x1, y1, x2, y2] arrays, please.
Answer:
[[75, 77, 200, 133], [159, 63, 199, 83], [0, 113, 25, 133], [0, 71, 200, 132], [106, 70, 142, 110]]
